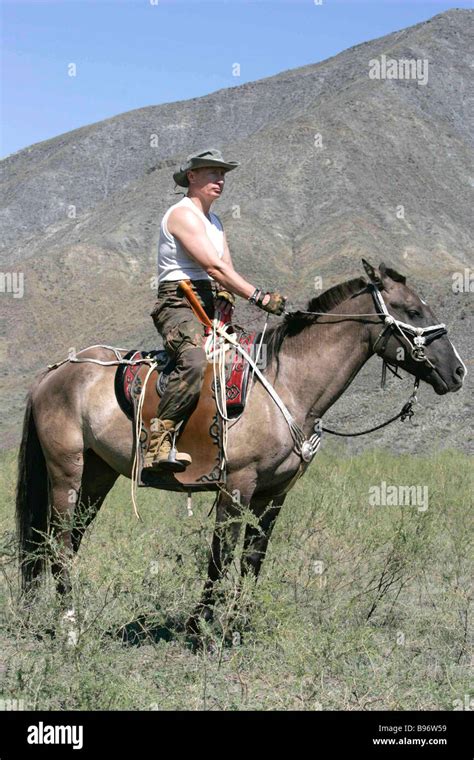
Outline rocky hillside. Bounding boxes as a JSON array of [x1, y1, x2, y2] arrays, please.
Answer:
[[1, 9, 472, 453]]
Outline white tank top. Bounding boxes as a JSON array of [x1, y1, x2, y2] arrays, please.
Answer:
[[158, 196, 224, 283]]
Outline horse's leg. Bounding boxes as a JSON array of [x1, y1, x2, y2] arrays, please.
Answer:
[[207, 493, 285, 636], [186, 485, 251, 634], [46, 449, 84, 601], [32, 408, 85, 603], [241, 493, 287, 580], [72, 450, 119, 554]]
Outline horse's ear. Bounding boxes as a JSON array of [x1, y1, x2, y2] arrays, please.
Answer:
[[379, 262, 406, 285], [362, 259, 382, 285]]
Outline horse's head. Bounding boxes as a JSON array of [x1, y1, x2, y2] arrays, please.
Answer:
[[361, 259, 466, 395]]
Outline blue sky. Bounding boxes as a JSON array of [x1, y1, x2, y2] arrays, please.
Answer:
[[1, 0, 472, 158]]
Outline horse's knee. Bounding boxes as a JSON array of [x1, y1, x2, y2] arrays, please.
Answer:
[[186, 603, 214, 637], [242, 549, 262, 569]]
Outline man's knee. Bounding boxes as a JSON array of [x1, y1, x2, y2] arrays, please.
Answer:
[[179, 344, 208, 380]]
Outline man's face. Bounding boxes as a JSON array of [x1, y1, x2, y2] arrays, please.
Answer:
[[187, 166, 226, 197]]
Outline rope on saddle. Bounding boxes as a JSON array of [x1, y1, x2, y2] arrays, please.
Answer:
[[131, 360, 158, 520], [48, 344, 159, 521], [209, 316, 270, 475], [47, 344, 158, 370], [206, 319, 320, 464]]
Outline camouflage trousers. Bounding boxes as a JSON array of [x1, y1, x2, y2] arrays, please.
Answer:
[[150, 279, 219, 424]]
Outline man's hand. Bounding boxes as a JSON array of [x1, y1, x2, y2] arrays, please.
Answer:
[[215, 289, 235, 316], [254, 291, 287, 316]]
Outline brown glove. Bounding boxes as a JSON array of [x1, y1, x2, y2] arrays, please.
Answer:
[[216, 289, 235, 316], [255, 290, 287, 316], [216, 289, 235, 305]]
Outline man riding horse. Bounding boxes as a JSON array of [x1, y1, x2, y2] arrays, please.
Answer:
[[144, 148, 288, 473]]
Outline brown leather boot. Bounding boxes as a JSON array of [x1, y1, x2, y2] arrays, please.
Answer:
[[143, 418, 192, 473]]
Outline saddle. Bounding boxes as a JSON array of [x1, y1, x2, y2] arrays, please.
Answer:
[[114, 326, 259, 492]]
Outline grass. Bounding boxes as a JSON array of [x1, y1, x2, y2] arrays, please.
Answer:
[[0, 445, 472, 711]]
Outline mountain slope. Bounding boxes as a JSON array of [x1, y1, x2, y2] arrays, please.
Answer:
[[1, 9, 472, 452]]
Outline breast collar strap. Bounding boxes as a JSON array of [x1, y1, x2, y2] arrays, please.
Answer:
[[369, 284, 447, 365]]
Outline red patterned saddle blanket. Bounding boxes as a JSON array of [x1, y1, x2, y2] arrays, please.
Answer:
[[115, 326, 259, 422]]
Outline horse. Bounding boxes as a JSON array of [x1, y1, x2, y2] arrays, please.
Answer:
[[16, 261, 465, 635]]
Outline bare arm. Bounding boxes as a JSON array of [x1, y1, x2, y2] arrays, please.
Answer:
[[221, 231, 235, 270], [168, 208, 254, 299]]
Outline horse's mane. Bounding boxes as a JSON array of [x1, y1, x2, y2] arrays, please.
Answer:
[[264, 276, 368, 373]]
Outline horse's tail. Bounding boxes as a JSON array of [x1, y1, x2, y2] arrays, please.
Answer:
[[16, 391, 49, 592]]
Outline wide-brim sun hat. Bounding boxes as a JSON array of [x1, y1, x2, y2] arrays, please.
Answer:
[[173, 148, 239, 187]]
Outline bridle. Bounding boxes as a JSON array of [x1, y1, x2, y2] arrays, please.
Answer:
[[211, 281, 453, 458], [286, 282, 450, 442], [369, 283, 448, 367]]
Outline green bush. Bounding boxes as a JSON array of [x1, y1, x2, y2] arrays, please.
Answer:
[[0, 446, 471, 710]]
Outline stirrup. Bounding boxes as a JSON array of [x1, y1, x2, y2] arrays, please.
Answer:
[[143, 420, 192, 474], [158, 421, 192, 473]]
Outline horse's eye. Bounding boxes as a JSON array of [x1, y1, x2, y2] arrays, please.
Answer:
[[407, 310, 421, 319]]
